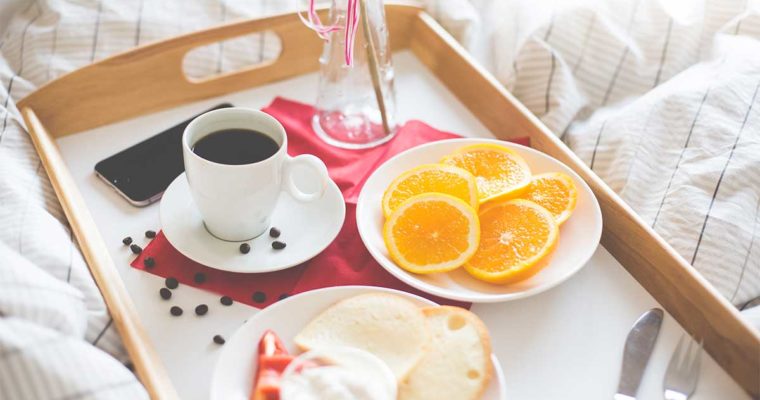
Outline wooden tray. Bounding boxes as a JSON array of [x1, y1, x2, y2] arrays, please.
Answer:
[[17, 4, 759, 398]]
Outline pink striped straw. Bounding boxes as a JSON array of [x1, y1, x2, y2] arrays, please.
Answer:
[[301, 0, 360, 66]]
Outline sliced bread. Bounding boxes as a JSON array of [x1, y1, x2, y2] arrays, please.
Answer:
[[293, 293, 430, 380], [398, 306, 492, 400]]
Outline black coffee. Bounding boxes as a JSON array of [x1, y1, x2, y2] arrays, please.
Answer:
[[192, 129, 279, 165]]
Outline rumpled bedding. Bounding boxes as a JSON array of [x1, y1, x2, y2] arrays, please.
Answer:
[[464, 0, 760, 307], [0, 0, 758, 398]]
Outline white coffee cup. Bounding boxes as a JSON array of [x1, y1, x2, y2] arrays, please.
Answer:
[[183, 107, 329, 241]]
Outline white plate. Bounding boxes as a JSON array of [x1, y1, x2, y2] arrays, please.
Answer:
[[356, 139, 603, 303], [160, 172, 345, 273], [210, 286, 507, 400]]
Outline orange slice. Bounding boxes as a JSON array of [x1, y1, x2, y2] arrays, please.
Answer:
[[382, 164, 479, 218], [383, 193, 480, 274], [519, 172, 578, 224], [441, 144, 531, 203], [464, 199, 558, 284]]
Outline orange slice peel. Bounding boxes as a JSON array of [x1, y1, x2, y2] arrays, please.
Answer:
[[383, 193, 480, 274], [464, 199, 558, 284], [519, 172, 577, 225], [382, 164, 479, 218], [440, 143, 532, 203]]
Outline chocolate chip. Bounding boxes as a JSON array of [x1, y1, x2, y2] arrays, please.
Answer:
[[159, 288, 172, 300], [239, 243, 251, 254], [271, 241, 286, 250], [252, 291, 266, 303], [193, 272, 206, 284], [144, 257, 155, 268], [122, 236, 133, 246], [278, 293, 289, 301], [124, 361, 134, 372], [269, 227, 281, 238], [145, 230, 156, 239], [213, 335, 225, 345], [170, 306, 183, 316], [195, 304, 208, 316], [165, 277, 179, 289], [130, 244, 143, 254], [220, 296, 233, 306]]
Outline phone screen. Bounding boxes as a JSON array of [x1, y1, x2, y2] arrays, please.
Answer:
[[94, 103, 233, 205]]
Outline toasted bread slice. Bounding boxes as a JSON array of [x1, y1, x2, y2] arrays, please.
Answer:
[[399, 306, 492, 400], [294, 293, 430, 380]]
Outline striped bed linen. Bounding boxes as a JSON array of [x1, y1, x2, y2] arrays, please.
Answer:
[[466, 0, 760, 308], [0, 0, 757, 398]]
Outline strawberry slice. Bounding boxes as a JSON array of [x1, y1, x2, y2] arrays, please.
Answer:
[[251, 330, 294, 400]]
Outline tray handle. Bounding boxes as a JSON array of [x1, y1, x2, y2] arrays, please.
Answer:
[[18, 4, 421, 138], [173, 13, 322, 91], [17, 11, 326, 137]]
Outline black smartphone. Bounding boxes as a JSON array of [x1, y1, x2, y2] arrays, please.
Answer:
[[94, 103, 233, 206]]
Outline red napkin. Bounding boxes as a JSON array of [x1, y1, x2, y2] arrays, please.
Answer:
[[131, 97, 530, 309]]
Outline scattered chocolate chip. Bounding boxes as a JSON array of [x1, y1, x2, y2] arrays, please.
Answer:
[[130, 244, 143, 254], [145, 230, 157, 239], [278, 293, 289, 301], [170, 306, 183, 316], [271, 241, 286, 250], [252, 291, 266, 303], [122, 236, 133, 246], [239, 243, 251, 254], [213, 335, 225, 345], [165, 277, 179, 289], [159, 288, 172, 300], [220, 296, 233, 306], [193, 272, 206, 284], [144, 257, 155, 268], [269, 227, 281, 238], [195, 304, 208, 316]]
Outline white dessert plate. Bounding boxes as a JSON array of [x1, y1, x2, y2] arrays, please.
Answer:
[[210, 286, 506, 400], [356, 138, 603, 303], [160, 172, 345, 273]]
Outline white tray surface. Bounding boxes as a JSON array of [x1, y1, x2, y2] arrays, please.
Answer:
[[56, 51, 746, 400]]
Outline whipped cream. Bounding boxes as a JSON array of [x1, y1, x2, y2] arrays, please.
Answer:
[[280, 347, 396, 400]]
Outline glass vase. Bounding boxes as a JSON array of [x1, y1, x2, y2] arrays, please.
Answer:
[[312, 0, 397, 149]]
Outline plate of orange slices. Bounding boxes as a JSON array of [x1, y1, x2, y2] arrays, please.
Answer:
[[356, 139, 602, 302]]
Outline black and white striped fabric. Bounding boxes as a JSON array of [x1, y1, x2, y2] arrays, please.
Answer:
[[465, 0, 760, 308], [0, 0, 758, 398]]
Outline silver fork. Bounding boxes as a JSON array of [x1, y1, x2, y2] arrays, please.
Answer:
[[663, 335, 703, 400]]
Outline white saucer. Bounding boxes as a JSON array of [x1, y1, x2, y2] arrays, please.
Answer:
[[356, 138, 602, 303], [210, 286, 507, 400], [160, 173, 345, 273]]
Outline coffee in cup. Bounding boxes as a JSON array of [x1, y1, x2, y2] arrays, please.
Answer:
[[183, 107, 329, 241]]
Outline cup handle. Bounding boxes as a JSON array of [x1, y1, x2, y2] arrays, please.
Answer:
[[283, 154, 329, 202]]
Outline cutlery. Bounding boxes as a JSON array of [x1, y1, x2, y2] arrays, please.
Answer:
[[614, 308, 664, 400], [663, 335, 702, 400]]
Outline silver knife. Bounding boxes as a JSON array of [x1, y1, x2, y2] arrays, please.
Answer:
[[614, 308, 664, 400]]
